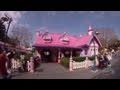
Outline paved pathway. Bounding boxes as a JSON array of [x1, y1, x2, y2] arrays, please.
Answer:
[[1, 54, 119, 79], [93, 55, 120, 79], [11, 63, 101, 79]]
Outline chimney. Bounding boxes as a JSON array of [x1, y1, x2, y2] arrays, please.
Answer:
[[79, 34, 82, 37], [88, 26, 94, 36], [36, 31, 41, 36]]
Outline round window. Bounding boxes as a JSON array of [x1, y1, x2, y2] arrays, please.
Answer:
[[44, 51, 50, 56]]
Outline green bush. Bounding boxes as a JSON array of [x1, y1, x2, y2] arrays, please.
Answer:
[[73, 56, 86, 62], [24, 53, 33, 61], [60, 57, 69, 68], [14, 52, 21, 60], [88, 56, 95, 61]]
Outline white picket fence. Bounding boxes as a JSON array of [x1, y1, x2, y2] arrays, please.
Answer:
[[72, 60, 94, 70]]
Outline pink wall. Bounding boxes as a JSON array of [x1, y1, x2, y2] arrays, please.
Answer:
[[81, 37, 100, 56]]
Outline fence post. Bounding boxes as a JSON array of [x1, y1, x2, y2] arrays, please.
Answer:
[[95, 56, 99, 66], [27, 61, 30, 72], [85, 56, 88, 68], [58, 49, 61, 64], [30, 58, 34, 73], [69, 50, 73, 71]]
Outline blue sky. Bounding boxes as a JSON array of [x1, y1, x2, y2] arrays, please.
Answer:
[[5, 11, 120, 38]]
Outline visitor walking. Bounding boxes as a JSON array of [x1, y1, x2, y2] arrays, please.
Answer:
[[98, 54, 105, 69], [0, 49, 11, 79], [33, 50, 41, 71], [7, 51, 15, 74], [104, 53, 111, 67], [22, 60, 27, 72]]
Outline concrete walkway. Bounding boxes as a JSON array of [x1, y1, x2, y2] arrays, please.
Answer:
[[11, 63, 102, 79], [1, 55, 118, 79], [92, 55, 120, 79]]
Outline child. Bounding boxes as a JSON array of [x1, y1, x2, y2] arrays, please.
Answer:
[[27, 57, 34, 73]]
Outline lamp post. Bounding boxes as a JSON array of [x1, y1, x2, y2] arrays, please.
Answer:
[[69, 50, 73, 71], [58, 48, 61, 63]]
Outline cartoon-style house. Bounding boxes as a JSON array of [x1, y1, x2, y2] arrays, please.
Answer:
[[33, 26, 102, 63]]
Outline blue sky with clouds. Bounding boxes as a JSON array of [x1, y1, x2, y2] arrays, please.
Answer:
[[2, 11, 119, 38]]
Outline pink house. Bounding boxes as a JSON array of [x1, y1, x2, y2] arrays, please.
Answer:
[[33, 26, 102, 63]]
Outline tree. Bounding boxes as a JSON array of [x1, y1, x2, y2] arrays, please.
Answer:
[[94, 28, 119, 48], [10, 26, 33, 48], [0, 17, 7, 41], [0, 14, 12, 42], [109, 39, 120, 50], [8, 36, 20, 46]]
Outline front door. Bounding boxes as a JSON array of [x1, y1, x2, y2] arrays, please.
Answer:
[[41, 49, 58, 63], [42, 50, 52, 62]]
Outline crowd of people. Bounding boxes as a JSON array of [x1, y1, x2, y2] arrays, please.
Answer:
[[0, 45, 119, 79], [0, 47, 41, 79], [97, 52, 111, 70], [97, 49, 116, 70]]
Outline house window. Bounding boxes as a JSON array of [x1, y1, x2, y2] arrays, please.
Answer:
[[60, 36, 69, 42], [63, 37, 69, 42], [60, 33, 70, 44], [44, 51, 50, 56], [42, 32, 52, 42], [43, 35, 52, 41]]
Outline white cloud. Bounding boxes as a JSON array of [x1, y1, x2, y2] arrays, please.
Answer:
[[17, 23, 30, 28], [68, 11, 76, 13], [35, 26, 47, 33], [89, 11, 95, 13], [39, 27, 47, 30], [108, 11, 120, 16], [0, 11, 26, 34], [87, 11, 120, 17], [47, 11, 57, 16]]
